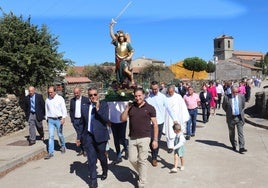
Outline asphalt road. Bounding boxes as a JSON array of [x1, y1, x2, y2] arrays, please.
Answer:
[[1, 106, 268, 188]]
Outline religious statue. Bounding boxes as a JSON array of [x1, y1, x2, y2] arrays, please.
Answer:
[[109, 20, 135, 88]]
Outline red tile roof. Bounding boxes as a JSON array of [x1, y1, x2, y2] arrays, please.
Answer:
[[228, 59, 262, 70], [233, 50, 264, 61], [65, 76, 91, 84]]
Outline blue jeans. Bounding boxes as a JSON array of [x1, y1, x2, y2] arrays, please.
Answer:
[[48, 118, 66, 154], [187, 108, 198, 136]]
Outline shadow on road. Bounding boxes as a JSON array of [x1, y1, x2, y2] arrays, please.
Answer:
[[157, 155, 173, 170], [69, 157, 138, 187], [195, 139, 233, 151], [108, 164, 138, 187], [66, 142, 77, 152], [69, 161, 90, 184]]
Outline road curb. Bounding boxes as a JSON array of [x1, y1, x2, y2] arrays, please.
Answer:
[[245, 116, 268, 130], [0, 147, 46, 178], [0, 132, 76, 178]]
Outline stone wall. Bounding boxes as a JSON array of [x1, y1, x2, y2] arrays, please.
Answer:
[[64, 82, 103, 112], [216, 60, 252, 81], [0, 95, 27, 137]]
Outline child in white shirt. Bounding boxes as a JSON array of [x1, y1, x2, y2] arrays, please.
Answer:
[[170, 123, 186, 173]]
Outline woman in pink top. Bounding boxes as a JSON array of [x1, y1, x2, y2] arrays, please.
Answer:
[[207, 81, 217, 115], [238, 81, 246, 95]]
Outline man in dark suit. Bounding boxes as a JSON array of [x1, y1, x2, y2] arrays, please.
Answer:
[[177, 81, 187, 97], [222, 85, 247, 154], [70, 87, 88, 156], [81, 87, 110, 188], [24, 86, 45, 145], [199, 84, 212, 123]]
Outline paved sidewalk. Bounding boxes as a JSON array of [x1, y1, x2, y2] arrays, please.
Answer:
[[0, 116, 76, 177], [0, 80, 267, 187]]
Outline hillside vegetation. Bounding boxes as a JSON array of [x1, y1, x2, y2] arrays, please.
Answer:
[[169, 61, 208, 80]]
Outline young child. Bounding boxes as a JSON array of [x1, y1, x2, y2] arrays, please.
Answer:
[[170, 122, 186, 173]]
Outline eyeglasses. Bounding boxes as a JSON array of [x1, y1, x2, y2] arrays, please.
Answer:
[[89, 93, 98, 97]]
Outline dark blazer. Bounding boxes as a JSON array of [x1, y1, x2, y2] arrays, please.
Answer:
[[222, 94, 245, 125], [70, 96, 88, 123], [178, 85, 187, 97], [199, 91, 212, 108], [81, 100, 109, 143], [24, 93, 45, 122]]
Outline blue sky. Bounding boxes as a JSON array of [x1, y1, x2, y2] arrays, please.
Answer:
[[1, 0, 267, 66]]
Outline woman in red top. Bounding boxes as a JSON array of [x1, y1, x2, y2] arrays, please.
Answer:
[[207, 81, 218, 116]]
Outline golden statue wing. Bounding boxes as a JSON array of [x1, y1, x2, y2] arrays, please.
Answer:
[[125, 33, 131, 43]]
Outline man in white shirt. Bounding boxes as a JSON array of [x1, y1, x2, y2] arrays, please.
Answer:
[[44, 86, 67, 159], [70, 87, 88, 156], [216, 80, 224, 109], [146, 81, 178, 166], [163, 85, 190, 149]]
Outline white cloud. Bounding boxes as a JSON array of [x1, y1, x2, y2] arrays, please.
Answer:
[[1, 0, 246, 19]]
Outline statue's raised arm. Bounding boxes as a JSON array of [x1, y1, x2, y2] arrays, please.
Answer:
[[109, 20, 135, 88], [109, 20, 117, 41]]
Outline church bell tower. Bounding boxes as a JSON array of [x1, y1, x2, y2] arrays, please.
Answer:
[[213, 34, 234, 60]]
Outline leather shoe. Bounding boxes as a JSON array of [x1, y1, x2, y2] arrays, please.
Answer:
[[112, 158, 122, 165], [124, 149, 129, 160], [29, 141, 36, 146], [239, 148, 247, 154], [60, 147, 66, 154], [44, 153, 53, 160], [40, 136, 44, 141], [89, 182, 98, 188], [232, 146, 237, 151], [151, 159, 158, 167], [77, 151, 84, 156], [101, 172, 107, 180]]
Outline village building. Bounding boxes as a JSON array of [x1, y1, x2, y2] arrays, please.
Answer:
[[213, 34, 263, 80]]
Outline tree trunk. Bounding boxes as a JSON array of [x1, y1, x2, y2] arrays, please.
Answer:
[[192, 71, 195, 79]]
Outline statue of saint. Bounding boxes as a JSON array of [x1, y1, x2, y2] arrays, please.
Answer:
[[109, 20, 135, 87]]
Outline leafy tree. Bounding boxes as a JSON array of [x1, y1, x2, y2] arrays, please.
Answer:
[[83, 65, 115, 86], [0, 11, 70, 98], [263, 52, 268, 75], [183, 57, 207, 79], [254, 52, 268, 75], [206, 60, 216, 79], [66, 67, 77, 76], [206, 61, 216, 73], [101, 62, 115, 66], [139, 64, 173, 88]]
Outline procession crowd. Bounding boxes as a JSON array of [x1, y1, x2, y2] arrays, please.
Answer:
[[23, 77, 255, 188]]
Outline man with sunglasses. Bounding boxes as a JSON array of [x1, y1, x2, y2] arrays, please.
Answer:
[[81, 87, 110, 188]]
